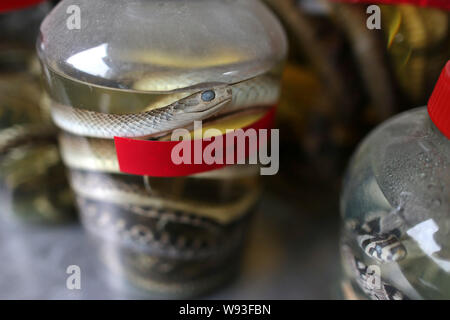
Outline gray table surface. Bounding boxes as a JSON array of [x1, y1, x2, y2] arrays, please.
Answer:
[[0, 188, 341, 300]]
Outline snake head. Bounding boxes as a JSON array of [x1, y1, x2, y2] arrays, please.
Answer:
[[176, 85, 232, 116]]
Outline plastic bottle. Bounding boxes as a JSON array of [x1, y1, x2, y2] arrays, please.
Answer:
[[340, 61, 450, 300]]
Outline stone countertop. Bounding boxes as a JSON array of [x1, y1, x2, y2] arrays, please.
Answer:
[[0, 189, 341, 300]]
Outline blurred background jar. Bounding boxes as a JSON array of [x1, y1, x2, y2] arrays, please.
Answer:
[[263, 0, 449, 205], [0, 0, 74, 224], [38, 0, 286, 297]]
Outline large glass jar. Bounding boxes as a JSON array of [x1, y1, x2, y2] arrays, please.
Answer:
[[340, 62, 450, 300], [38, 0, 287, 297], [0, 0, 73, 224]]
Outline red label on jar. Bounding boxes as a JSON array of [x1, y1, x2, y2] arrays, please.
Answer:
[[115, 107, 277, 177], [0, 0, 47, 13], [330, 0, 450, 10]]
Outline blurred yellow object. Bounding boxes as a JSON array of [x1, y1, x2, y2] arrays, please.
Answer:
[[127, 48, 246, 69], [277, 63, 323, 136], [382, 4, 450, 103]]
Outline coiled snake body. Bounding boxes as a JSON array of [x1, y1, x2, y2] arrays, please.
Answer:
[[51, 75, 280, 139], [50, 74, 280, 223], [44, 71, 281, 294]]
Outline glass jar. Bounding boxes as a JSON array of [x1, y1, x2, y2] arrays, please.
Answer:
[[263, 0, 450, 191], [38, 0, 287, 297], [340, 62, 450, 300], [330, 0, 450, 108], [0, 0, 74, 224]]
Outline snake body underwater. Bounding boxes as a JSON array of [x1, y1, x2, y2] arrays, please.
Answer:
[[5, 71, 278, 293], [341, 244, 408, 300], [46, 73, 280, 222]]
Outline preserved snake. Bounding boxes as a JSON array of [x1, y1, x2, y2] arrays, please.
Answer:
[[40, 63, 281, 295], [49, 72, 279, 220], [50, 74, 280, 139]]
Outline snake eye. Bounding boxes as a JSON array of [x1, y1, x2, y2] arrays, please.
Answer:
[[201, 90, 215, 102]]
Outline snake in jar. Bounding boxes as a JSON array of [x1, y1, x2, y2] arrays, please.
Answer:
[[50, 74, 280, 139], [0, 71, 278, 266], [346, 215, 407, 263], [341, 244, 408, 300], [41, 72, 279, 262]]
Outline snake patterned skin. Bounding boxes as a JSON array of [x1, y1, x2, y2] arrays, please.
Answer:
[[351, 217, 407, 263], [341, 245, 408, 300], [50, 75, 280, 139], [45, 65, 281, 297]]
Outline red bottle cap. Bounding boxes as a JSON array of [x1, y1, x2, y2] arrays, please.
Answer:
[[0, 0, 47, 13], [330, 0, 450, 11], [428, 61, 450, 139]]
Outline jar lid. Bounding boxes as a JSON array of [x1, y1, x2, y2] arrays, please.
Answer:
[[329, 0, 450, 11], [38, 0, 287, 92], [0, 0, 47, 13], [428, 61, 450, 139]]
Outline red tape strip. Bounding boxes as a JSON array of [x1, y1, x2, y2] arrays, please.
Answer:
[[0, 0, 47, 13], [115, 107, 277, 177], [330, 0, 450, 10]]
